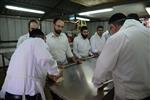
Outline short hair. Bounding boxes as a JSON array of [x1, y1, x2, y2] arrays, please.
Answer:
[[127, 13, 140, 21], [53, 18, 63, 24], [108, 13, 126, 26], [29, 29, 45, 40], [97, 26, 103, 30], [28, 19, 38, 29], [80, 26, 88, 32]]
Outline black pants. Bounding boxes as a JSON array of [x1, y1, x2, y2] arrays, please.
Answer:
[[5, 92, 42, 100]]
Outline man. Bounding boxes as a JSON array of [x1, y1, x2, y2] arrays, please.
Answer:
[[46, 18, 76, 65], [0, 29, 60, 100], [90, 26, 105, 55], [73, 26, 93, 59], [92, 13, 150, 100], [17, 19, 39, 47], [127, 13, 140, 22]]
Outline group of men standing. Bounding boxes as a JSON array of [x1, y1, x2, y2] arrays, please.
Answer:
[[1, 12, 150, 100], [17, 18, 108, 65]]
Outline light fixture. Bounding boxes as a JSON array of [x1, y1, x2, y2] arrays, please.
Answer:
[[78, 8, 113, 15], [145, 7, 150, 15], [5, 5, 45, 14], [69, 16, 90, 21]]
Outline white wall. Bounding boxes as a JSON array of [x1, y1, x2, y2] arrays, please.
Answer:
[[0, 15, 32, 41], [0, 15, 76, 40]]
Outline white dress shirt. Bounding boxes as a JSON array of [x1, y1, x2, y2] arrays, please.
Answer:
[[102, 30, 111, 41], [17, 33, 29, 47], [73, 34, 91, 59], [0, 38, 59, 100], [46, 32, 73, 64], [92, 19, 150, 100], [90, 32, 105, 53]]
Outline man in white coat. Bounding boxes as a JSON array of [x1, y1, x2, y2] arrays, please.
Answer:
[[90, 26, 105, 55], [17, 19, 39, 47], [73, 26, 93, 59], [92, 13, 150, 100], [0, 29, 60, 100], [46, 18, 77, 65]]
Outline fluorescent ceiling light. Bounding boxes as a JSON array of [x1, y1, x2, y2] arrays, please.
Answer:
[[79, 8, 113, 15], [69, 16, 90, 21], [76, 17, 90, 21], [5, 5, 45, 14], [145, 7, 150, 15]]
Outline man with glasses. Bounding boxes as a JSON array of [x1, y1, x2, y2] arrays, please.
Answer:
[[17, 19, 39, 47], [73, 26, 93, 59], [46, 18, 77, 65]]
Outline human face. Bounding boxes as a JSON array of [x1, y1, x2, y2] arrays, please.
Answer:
[[29, 22, 39, 32], [81, 29, 89, 39], [97, 28, 103, 36], [109, 24, 121, 34], [54, 20, 64, 35]]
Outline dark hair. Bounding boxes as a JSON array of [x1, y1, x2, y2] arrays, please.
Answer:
[[80, 26, 88, 32], [29, 29, 45, 40], [127, 13, 140, 21], [97, 26, 103, 30], [108, 13, 126, 26], [53, 18, 63, 24], [28, 19, 38, 29]]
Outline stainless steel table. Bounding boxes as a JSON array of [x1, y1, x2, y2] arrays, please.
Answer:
[[49, 58, 114, 100]]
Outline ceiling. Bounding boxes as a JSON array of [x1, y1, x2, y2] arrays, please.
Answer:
[[0, 0, 150, 21]]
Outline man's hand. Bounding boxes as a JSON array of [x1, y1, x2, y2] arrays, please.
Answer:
[[93, 52, 99, 57], [76, 59, 82, 64], [48, 74, 61, 83]]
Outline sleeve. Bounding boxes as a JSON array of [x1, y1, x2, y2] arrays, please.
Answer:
[[90, 36, 97, 53], [92, 35, 123, 88], [34, 39, 59, 76], [17, 36, 24, 47], [73, 38, 81, 59]]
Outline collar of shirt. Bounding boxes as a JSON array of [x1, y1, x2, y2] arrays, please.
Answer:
[[78, 33, 88, 40], [94, 32, 102, 38], [119, 19, 143, 32], [51, 32, 64, 38]]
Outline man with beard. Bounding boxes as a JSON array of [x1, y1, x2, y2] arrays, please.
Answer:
[[46, 18, 77, 65], [73, 26, 93, 59], [17, 19, 39, 47]]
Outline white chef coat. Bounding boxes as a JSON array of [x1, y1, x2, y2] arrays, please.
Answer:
[[90, 32, 106, 53], [46, 32, 73, 64], [17, 33, 29, 47], [102, 30, 111, 41], [0, 38, 59, 99], [73, 34, 91, 59], [92, 19, 150, 100]]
